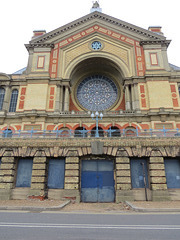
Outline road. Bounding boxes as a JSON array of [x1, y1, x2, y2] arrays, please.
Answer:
[[0, 211, 180, 240]]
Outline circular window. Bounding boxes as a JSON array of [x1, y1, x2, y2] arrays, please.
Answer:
[[77, 75, 118, 111], [91, 41, 102, 50]]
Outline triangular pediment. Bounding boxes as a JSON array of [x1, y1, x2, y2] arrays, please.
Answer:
[[29, 11, 167, 47]]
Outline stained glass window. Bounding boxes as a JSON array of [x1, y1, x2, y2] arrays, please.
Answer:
[[77, 75, 118, 111], [91, 41, 102, 50]]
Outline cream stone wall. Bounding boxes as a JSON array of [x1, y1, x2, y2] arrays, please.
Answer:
[[31, 52, 50, 72], [60, 35, 134, 78], [24, 84, 48, 110], [147, 81, 173, 109], [144, 48, 164, 70], [64, 38, 129, 68]]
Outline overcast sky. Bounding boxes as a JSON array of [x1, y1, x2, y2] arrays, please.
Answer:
[[0, 0, 179, 74]]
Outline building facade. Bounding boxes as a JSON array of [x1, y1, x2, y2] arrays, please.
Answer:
[[0, 5, 180, 202]]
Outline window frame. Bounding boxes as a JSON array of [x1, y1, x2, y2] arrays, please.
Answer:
[[9, 89, 19, 112], [0, 87, 5, 110]]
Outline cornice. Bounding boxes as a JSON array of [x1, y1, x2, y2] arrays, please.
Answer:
[[140, 40, 171, 47], [0, 73, 11, 80], [30, 12, 166, 44], [25, 43, 54, 50]]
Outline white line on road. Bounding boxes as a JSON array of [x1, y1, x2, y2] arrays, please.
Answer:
[[0, 223, 180, 230]]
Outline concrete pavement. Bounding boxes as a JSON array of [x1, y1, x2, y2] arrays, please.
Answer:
[[0, 200, 180, 212]]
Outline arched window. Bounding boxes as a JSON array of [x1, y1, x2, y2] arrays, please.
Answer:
[[9, 89, 18, 112], [125, 127, 136, 137], [3, 129, 12, 138], [91, 127, 104, 137], [74, 127, 87, 138], [58, 128, 70, 138], [108, 126, 121, 137], [0, 88, 5, 110]]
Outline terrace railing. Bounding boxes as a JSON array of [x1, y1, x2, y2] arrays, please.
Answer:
[[1, 127, 180, 139]]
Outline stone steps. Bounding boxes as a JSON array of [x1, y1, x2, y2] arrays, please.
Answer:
[[48, 189, 64, 200], [11, 188, 30, 200]]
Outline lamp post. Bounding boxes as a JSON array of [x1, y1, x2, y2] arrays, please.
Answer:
[[91, 111, 103, 138]]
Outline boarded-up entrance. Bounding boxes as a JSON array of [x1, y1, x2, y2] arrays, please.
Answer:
[[16, 158, 33, 187], [164, 158, 180, 188], [47, 158, 65, 189], [130, 159, 149, 188], [81, 160, 115, 202]]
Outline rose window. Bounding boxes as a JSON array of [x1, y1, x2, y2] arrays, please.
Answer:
[[77, 75, 118, 111]]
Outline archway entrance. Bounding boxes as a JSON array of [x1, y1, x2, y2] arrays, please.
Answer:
[[81, 158, 115, 202]]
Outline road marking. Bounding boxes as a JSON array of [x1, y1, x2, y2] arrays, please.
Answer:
[[0, 223, 180, 230]]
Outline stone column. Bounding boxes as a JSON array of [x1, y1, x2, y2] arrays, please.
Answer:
[[125, 85, 131, 110], [64, 156, 80, 202], [64, 86, 70, 111], [0, 151, 16, 200], [30, 157, 47, 197], [134, 83, 140, 110], [54, 84, 60, 112], [59, 85, 63, 111], [115, 157, 133, 202], [149, 157, 170, 201], [2, 86, 11, 111], [131, 84, 136, 110]]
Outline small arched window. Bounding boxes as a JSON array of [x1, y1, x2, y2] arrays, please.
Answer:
[[125, 127, 136, 137], [91, 127, 104, 137], [9, 89, 18, 112], [0, 88, 5, 110], [108, 126, 121, 137], [3, 129, 12, 138], [74, 127, 87, 138], [58, 128, 70, 138]]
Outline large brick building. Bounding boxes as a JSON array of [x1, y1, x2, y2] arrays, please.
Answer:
[[0, 2, 180, 202]]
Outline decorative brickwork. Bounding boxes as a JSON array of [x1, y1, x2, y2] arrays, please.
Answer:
[[18, 87, 26, 110]]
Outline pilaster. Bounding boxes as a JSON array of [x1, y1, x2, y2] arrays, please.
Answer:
[[125, 85, 131, 110], [0, 152, 16, 200], [55, 84, 60, 111], [149, 157, 170, 201], [115, 156, 133, 202], [30, 156, 47, 196], [64, 86, 70, 111], [65, 157, 79, 190], [2, 86, 11, 111]]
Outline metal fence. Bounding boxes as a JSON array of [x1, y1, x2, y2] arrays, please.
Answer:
[[1, 127, 180, 139]]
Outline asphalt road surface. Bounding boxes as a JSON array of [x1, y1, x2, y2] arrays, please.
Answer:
[[0, 211, 180, 240]]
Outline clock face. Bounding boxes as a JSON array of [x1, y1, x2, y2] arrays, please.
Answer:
[[91, 41, 102, 50], [77, 75, 118, 111]]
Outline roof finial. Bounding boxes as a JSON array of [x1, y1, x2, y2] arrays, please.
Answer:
[[91, 1, 102, 13]]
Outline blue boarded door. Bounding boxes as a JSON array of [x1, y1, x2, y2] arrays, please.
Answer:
[[16, 158, 33, 187], [131, 159, 149, 188], [164, 159, 180, 188], [48, 159, 65, 189], [81, 160, 115, 202]]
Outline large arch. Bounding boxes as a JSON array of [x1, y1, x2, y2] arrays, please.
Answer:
[[64, 51, 132, 79], [69, 55, 127, 111]]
